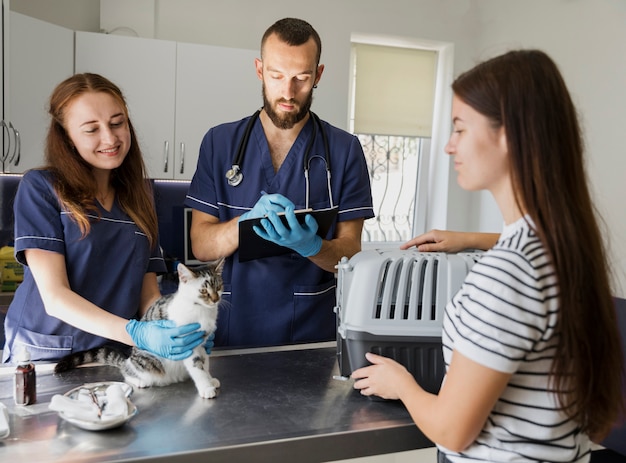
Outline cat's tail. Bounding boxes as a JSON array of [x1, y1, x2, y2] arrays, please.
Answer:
[[54, 346, 127, 374]]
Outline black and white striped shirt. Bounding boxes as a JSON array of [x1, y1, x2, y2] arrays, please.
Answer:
[[439, 216, 591, 462]]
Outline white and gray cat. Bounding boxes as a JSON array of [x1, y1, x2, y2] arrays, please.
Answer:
[[54, 260, 224, 399]]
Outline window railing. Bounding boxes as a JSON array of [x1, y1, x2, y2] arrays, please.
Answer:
[[358, 134, 429, 243]]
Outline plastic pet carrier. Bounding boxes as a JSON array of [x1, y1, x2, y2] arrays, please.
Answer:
[[335, 249, 481, 393]]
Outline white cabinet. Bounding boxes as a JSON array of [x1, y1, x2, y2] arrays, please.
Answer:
[[75, 32, 259, 180], [174, 41, 260, 180], [75, 31, 177, 179], [2, 11, 74, 173], [1, 1, 6, 170]]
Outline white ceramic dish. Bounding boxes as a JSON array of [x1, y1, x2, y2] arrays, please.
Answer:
[[0, 402, 9, 439], [58, 381, 137, 431]]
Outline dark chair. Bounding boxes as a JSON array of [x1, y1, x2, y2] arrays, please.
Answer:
[[0, 174, 22, 247], [592, 449, 626, 463], [591, 297, 626, 462]]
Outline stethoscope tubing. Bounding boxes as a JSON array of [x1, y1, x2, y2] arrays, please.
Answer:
[[226, 110, 334, 208]]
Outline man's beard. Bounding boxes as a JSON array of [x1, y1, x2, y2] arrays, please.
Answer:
[[262, 85, 314, 130]]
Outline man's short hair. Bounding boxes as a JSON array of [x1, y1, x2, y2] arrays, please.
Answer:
[[261, 17, 322, 65]]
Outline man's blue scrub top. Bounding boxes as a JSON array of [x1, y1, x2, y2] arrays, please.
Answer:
[[186, 114, 374, 348]]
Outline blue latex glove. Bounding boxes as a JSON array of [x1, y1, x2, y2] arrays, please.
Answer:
[[126, 319, 205, 360], [204, 332, 215, 355], [239, 193, 294, 221], [253, 206, 323, 257]]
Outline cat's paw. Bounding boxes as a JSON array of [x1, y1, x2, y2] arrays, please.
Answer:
[[199, 386, 217, 399], [209, 377, 220, 388], [125, 377, 151, 389]]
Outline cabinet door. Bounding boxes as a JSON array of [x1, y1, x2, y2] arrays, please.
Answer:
[[75, 32, 177, 179], [174, 42, 259, 180], [1, 1, 6, 169], [4, 12, 74, 173]]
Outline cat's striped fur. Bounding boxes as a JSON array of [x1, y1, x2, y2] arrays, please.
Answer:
[[54, 260, 224, 398]]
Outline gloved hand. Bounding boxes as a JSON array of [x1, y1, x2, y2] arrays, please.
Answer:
[[204, 332, 215, 355], [125, 319, 205, 360], [239, 193, 294, 221], [253, 206, 323, 257]]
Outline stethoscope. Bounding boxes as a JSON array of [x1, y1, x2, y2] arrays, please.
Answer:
[[225, 109, 334, 209]]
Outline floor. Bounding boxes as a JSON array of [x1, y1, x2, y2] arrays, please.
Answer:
[[329, 448, 437, 463], [328, 446, 626, 463]]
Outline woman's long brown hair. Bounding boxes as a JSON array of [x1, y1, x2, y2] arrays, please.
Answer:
[[44, 73, 158, 249], [452, 50, 624, 440]]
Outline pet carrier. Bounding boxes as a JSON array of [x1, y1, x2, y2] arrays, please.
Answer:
[[335, 249, 481, 393]]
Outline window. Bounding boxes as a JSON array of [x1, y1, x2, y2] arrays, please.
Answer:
[[349, 36, 454, 244]]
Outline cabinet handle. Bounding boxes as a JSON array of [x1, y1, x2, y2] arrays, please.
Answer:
[[179, 142, 185, 174], [163, 141, 169, 173], [1, 120, 10, 163], [8, 123, 20, 166]]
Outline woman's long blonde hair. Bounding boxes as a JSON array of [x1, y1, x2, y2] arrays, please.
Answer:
[[44, 73, 158, 249]]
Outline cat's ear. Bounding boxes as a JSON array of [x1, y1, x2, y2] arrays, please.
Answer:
[[214, 257, 225, 274], [177, 263, 193, 284]]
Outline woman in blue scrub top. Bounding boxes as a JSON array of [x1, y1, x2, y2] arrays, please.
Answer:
[[2, 73, 204, 363], [185, 18, 374, 347]]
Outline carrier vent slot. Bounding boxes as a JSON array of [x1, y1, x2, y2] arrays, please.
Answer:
[[374, 259, 392, 319], [413, 256, 440, 321], [375, 257, 411, 320], [416, 259, 427, 320], [429, 259, 439, 320], [402, 262, 414, 320], [389, 260, 403, 319]]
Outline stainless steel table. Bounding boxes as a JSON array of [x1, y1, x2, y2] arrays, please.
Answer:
[[0, 342, 433, 462]]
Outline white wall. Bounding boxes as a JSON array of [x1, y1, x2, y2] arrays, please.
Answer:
[[103, 0, 481, 248], [123, 0, 626, 297], [10, 0, 100, 31], [13, 0, 626, 295], [470, 0, 626, 296], [143, 0, 480, 130]]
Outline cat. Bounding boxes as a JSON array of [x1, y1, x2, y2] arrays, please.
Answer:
[[54, 259, 224, 399]]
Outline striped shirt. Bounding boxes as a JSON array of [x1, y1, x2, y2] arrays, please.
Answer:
[[439, 216, 591, 462]]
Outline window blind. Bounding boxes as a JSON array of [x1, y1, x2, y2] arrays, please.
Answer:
[[353, 43, 437, 137]]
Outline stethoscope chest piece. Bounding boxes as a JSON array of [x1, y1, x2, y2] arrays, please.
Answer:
[[226, 165, 243, 187]]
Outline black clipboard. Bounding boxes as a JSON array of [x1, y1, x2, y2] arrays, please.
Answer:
[[238, 206, 339, 262]]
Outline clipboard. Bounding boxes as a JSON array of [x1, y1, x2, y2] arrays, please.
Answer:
[[238, 206, 339, 262]]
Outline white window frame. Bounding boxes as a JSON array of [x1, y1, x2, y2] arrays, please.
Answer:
[[349, 33, 455, 247]]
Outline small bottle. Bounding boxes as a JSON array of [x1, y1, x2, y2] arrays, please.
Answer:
[[14, 348, 36, 406]]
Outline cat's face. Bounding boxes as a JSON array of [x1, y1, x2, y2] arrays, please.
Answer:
[[177, 259, 224, 307]]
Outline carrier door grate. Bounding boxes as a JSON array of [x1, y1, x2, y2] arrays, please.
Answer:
[[374, 255, 441, 321]]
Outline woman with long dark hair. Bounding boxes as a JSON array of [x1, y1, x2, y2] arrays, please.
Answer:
[[353, 50, 624, 462]]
